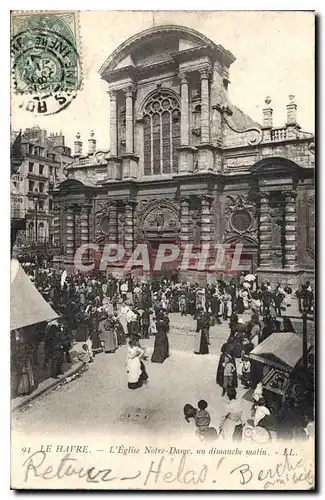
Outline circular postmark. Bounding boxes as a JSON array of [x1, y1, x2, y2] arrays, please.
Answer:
[[11, 27, 81, 116]]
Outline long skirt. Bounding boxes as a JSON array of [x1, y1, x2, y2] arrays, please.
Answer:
[[151, 330, 169, 363], [116, 324, 127, 345], [194, 330, 209, 355], [100, 329, 118, 353], [127, 357, 148, 389]]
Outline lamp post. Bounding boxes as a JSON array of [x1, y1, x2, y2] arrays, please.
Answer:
[[33, 191, 39, 244]]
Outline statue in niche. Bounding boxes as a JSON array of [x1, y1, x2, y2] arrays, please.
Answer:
[[155, 211, 164, 229]]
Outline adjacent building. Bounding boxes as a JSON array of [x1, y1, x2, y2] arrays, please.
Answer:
[[53, 25, 315, 287], [11, 127, 73, 246]]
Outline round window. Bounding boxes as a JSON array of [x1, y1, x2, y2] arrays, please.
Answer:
[[100, 215, 110, 235], [230, 210, 252, 233]]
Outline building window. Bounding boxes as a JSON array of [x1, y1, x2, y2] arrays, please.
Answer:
[[39, 222, 45, 242], [39, 183, 45, 193], [143, 89, 180, 175], [38, 200, 44, 210], [28, 180, 35, 192], [39, 164, 44, 175], [28, 162, 34, 172], [49, 199, 53, 211], [49, 166, 53, 175]]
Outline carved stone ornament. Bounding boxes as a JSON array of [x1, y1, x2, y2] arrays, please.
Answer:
[[134, 199, 180, 242], [223, 115, 263, 146], [308, 141, 315, 155], [94, 150, 109, 165], [223, 194, 258, 242], [95, 201, 111, 242]]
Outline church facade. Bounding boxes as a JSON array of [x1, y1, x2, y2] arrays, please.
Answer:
[[53, 25, 315, 287]]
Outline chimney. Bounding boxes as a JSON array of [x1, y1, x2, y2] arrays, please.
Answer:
[[286, 94, 297, 125], [88, 130, 96, 154], [74, 132, 82, 156]]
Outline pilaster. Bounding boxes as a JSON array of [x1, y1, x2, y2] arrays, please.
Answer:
[[284, 190, 298, 269], [65, 206, 74, 264], [258, 192, 272, 268], [180, 196, 191, 249], [200, 195, 213, 244], [109, 201, 118, 243]]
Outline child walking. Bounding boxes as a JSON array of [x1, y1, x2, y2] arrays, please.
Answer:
[[222, 355, 236, 396]]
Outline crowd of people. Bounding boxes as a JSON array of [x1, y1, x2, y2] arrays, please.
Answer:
[[12, 261, 314, 442]]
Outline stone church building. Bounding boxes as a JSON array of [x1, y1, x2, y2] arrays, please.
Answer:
[[53, 25, 315, 286]]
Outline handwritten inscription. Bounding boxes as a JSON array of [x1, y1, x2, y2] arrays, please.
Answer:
[[230, 450, 314, 489], [23, 451, 207, 486], [21, 448, 314, 489]]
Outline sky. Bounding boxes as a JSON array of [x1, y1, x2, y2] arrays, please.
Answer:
[[11, 10, 315, 151]]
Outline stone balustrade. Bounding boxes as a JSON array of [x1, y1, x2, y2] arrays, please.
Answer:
[[271, 127, 287, 141]]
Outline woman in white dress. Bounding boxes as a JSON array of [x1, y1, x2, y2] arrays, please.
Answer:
[[126, 340, 148, 389]]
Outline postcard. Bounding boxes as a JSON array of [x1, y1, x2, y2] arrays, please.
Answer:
[[10, 10, 315, 490]]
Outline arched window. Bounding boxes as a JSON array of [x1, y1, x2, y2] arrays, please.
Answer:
[[143, 90, 180, 175]]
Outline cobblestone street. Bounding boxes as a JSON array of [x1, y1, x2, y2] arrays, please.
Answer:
[[12, 313, 253, 440]]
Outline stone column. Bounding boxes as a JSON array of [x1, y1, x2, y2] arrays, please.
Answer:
[[200, 68, 210, 144], [109, 91, 117, 157], [107, 90, 122, 181], [200, 195, 213, 244], [125, 87, 134, 154], [258, 192, 272, 267], [109, 201, 118, 243], [284, 190, 297, 269], [124, 201, 135, 257], [122, 86, 139, 180], [65, 205, 75, 264], [178, 73, 195, 174], [197, 67, 213, 172], [180, 73, 189, 146], [180, 197, 190, 248]]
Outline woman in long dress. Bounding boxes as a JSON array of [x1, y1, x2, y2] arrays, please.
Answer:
[[115, 316, 127, 346], [194, 310, 209, 355], [151, 314, 169, 363], [99, 314, 118, 353], [127, 340, 148, 389]]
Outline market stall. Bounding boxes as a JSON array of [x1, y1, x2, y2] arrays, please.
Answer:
[[11, 259, 59, 397], [249, 332, 312, 408]]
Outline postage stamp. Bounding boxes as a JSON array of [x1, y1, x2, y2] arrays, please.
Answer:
[[11, 11, 81, 115]]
